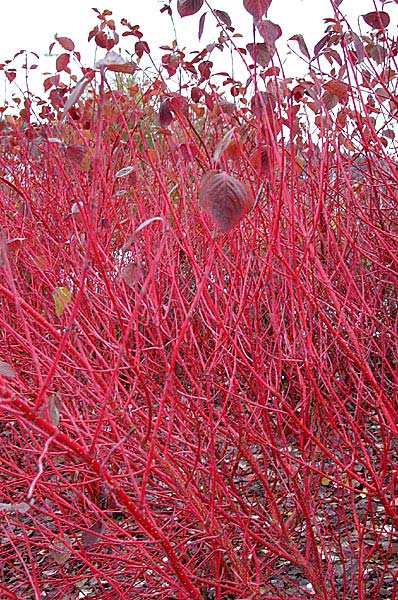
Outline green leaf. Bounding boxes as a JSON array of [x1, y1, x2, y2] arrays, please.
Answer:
[[53, 287, 72, 317]]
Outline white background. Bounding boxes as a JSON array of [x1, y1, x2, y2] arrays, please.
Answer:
[[0, 0, 392, 106]]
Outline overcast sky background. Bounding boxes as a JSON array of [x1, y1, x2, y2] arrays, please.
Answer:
[[1, 0, 394, 106]]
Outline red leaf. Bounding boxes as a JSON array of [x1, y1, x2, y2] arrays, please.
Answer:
[[289, 34, 310, 59], [135, 40, 150, 58], [198, 12, 207, 40], [55, 36, 75, 52], [95, 31, 118, 50], [95, 51, 138, 74], [159, 99, 173, 127], [191, 86, 203, 102], [204, 91, 214, 111], [65, 144, 87, 167], [43, 75, 60, 92], [349, 32, 366, 63], [218, 100, 235, 115], [250, 91, 276, 117], [256, 20, 282, 45], [249, 145, 270, 174], [363, 11, 390, 29], [314, 33, 330, 57], [382, 128, 395, 140], [49, 88, 66, 110], [56, 53, 70, 72], [107, 61, 137, 74], [162, 53, 179, 76], [5, 71, 16, 83], [177, 0, 204, 17], [95, 31, 109, 49], [88, 26, 98, 43], [322, 92, 338, 111], [246, 42, 275, 67], [324, 80, 349, 102], [179, 142, 197, 162], [368, 44, 387, 64], [170, 94, 189, 117], [263, 65, 280, 76], [199, 171, 253, 233], [215, 10, 232, 28], [243, 0, 272, 20], [199, 60, 213, 80]]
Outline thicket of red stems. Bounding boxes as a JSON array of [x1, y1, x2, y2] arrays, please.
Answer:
[[0, 1, 398, 599]]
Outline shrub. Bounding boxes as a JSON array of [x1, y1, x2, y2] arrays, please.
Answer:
[[1, 1, 397, 598]]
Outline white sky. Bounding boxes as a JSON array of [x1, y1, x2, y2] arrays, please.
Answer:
[[1, 0, 392, 105]]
